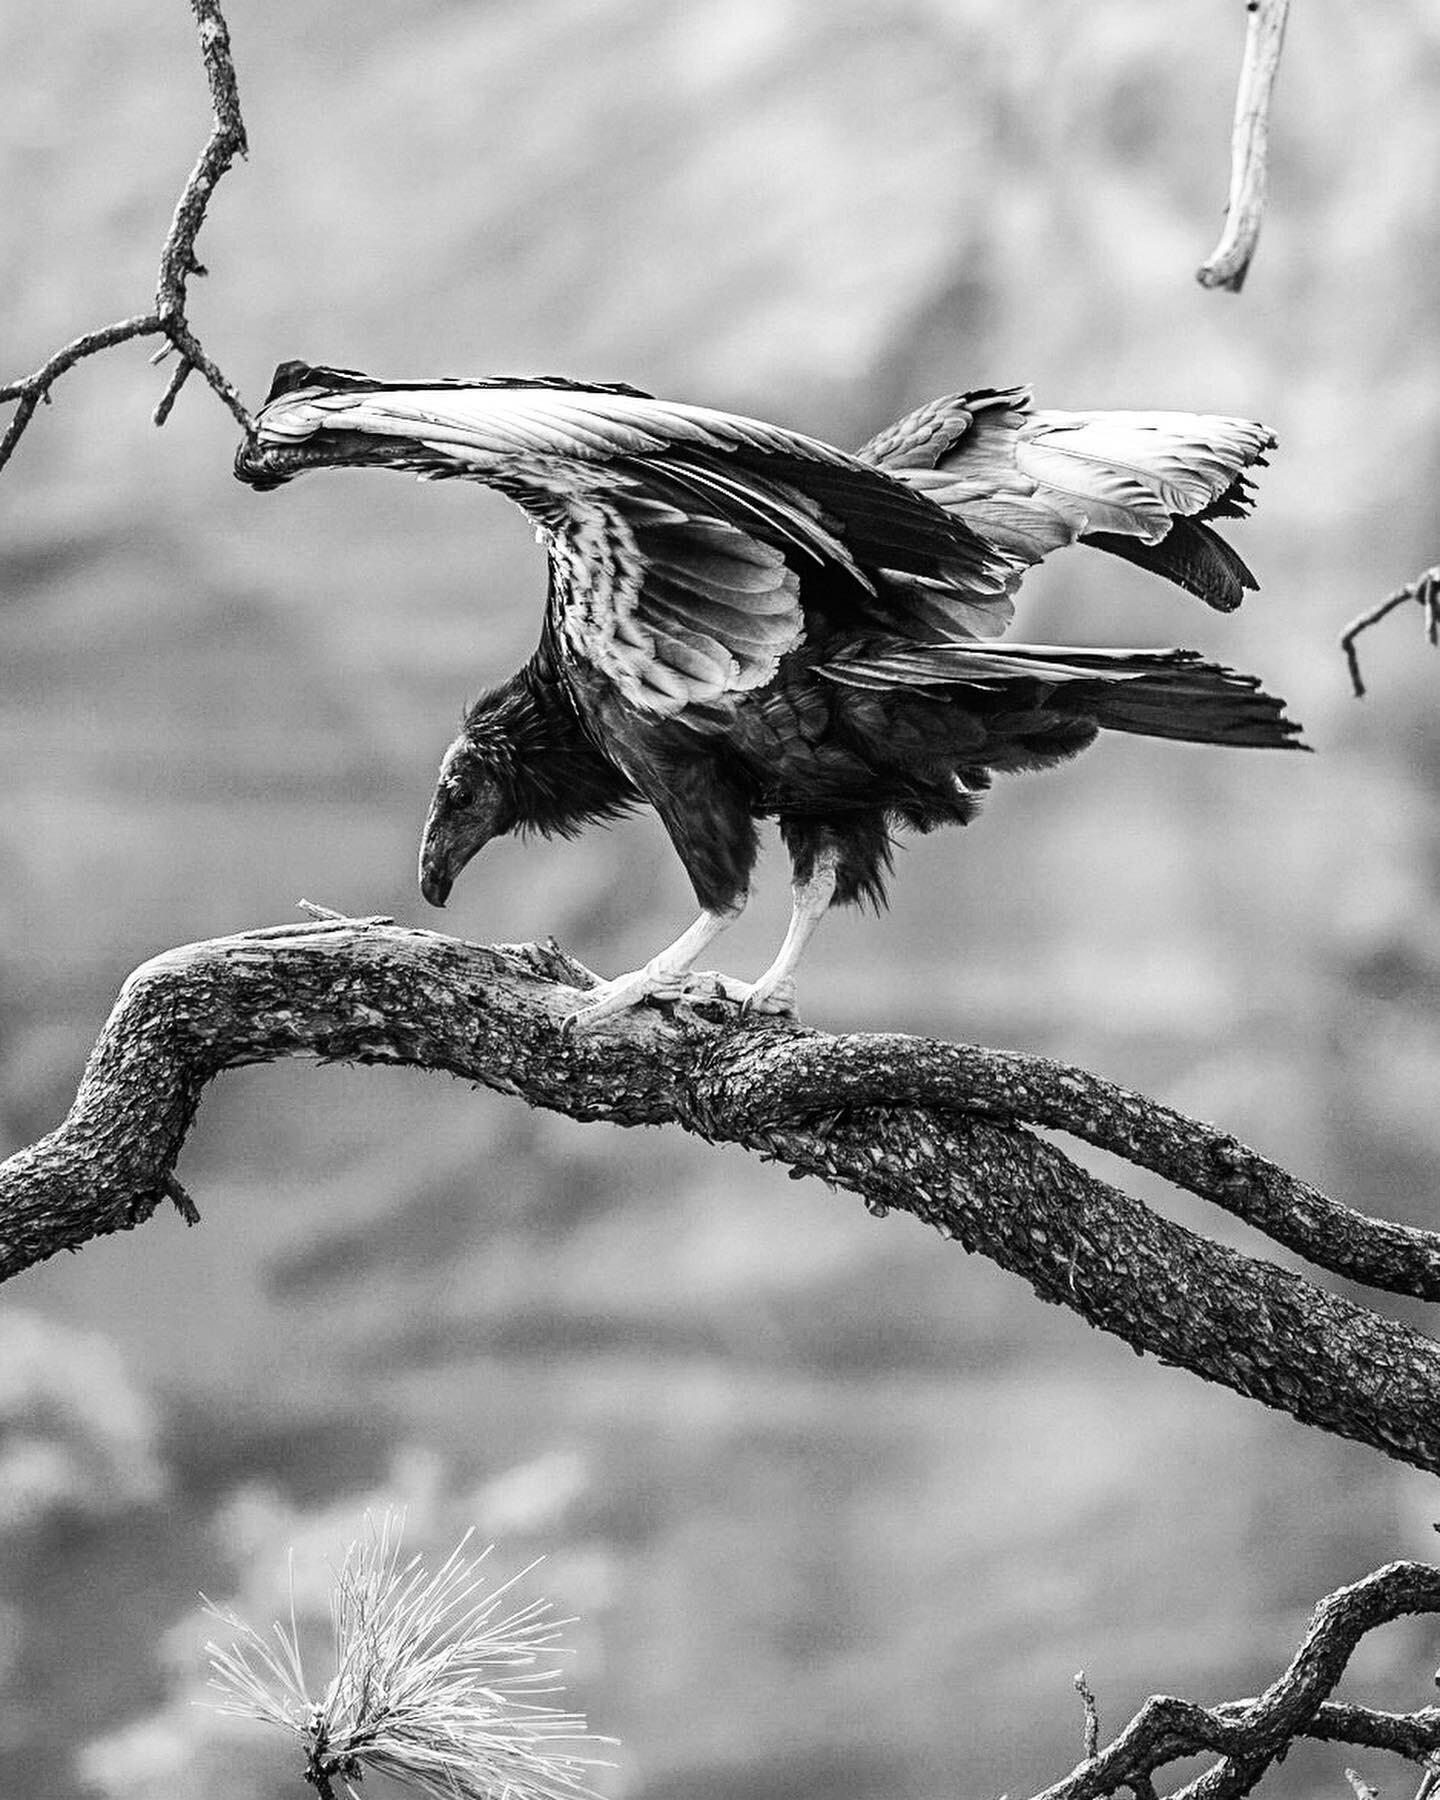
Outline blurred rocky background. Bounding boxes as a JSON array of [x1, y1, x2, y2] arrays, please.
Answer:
[[3, 1, 1440, 1796]]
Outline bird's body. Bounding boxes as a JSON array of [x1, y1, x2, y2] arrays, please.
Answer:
[[237, 364, 1302, 1023]]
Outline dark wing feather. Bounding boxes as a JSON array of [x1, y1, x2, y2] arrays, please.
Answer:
[[1081, 517, 1257, 609]]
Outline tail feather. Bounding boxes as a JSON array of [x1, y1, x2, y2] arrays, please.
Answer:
[[1085, 669, 1302, 747], [817, 640, 1305, 751]]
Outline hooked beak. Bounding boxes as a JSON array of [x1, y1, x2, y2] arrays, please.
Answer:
[[417, 792, 505, 908]]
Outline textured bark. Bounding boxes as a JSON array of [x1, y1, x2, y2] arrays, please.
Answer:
[[3, 917, 1438, 1480]]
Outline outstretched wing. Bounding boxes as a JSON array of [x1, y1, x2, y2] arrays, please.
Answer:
[[239, 369, 1022, 717], [858, 387, 1273, 612]]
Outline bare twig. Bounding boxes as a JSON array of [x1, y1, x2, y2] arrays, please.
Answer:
[[161, 1170, 201, 1225], [1197, 0, 1292, 292], [1340, 568, 1440, 698], [0, 0, 251, 474], [4, 920, 1440, 1476], [1075, 1672, 1101, 1762], [1035, 1564, 1440, 1800]]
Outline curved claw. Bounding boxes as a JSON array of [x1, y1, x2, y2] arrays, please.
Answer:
[[738, 974, 799, 1019]]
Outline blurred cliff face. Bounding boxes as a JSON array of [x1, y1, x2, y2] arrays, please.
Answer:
[[4, 4, 1440, 1800]]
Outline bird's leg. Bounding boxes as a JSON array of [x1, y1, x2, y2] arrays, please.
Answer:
[[734, 848, 840, 1018], [568, 894, 748, 1029]]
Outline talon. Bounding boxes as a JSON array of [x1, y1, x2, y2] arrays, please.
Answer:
[[738, 976, 798, 1018]]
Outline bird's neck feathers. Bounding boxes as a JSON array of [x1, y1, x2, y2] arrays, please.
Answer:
[[461, 660, 635, 839]]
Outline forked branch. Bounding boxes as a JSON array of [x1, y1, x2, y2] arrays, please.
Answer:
[[1034, 1561, 1440, 1800], [1197, 0, 1292, 292], [3, 917, 1439, 1478], [0, 0, 251, 474]]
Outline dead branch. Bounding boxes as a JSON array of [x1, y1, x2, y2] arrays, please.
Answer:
[[0, 0, 251, 474], [4, 917, 1440, 1478], [1197, 0, 1292, 292], [1341, 567, 1440, 698], [1074, 1672, 1101, 1762], [1032, 1562, 1440, 1800]]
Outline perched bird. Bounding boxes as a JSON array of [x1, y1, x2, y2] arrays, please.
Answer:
[[236, 363, 1302, 1026]]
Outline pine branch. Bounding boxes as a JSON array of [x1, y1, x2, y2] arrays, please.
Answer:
[[0, 0, 251, 474], [206, 1513, 610, 1800], [2, 917, 1439, 1477]]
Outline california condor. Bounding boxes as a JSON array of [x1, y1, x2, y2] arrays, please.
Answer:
[[236, 364, 1302, 1025]]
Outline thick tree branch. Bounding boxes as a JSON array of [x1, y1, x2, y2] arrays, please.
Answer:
[[0, 0, 251, 474], [719, 1034, 1440, 1301], [1197, 0, 1291, 292], [1032, 1562, 1440, 1800], [3, 919, 1439, 1479], [1340, 567, 1440, 698]]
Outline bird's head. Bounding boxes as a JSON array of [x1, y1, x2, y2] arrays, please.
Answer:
[[417, 727, 519, 908]]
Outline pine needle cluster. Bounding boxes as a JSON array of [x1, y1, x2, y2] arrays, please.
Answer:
[[204, 1513, 612, 1800]]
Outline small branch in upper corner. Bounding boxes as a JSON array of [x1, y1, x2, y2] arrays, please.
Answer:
[[1196, 0, 1292, 292], [1340, 567, 1440, 698], [0, 0, 252, 476]]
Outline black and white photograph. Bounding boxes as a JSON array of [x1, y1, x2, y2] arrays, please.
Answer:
[[3, 4, 1440, 1798]]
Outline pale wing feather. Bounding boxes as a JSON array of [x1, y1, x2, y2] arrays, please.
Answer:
[[818, 641, 1212, 691], [862, 389, 1270, 558], [255, 385, 860, 470], [550, 491, 807, 718], [1017, 411, 1273, 541]]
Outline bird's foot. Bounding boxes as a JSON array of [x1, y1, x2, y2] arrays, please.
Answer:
[[737, 972, 798, 1018], [564, 962, 694, 1034]]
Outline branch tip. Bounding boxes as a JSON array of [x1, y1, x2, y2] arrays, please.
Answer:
[[1075, 1671, 1101, 1761], [162, 1172, 202, 1225], [1196, 0, 1291, 292], [1340, 568, 1440, 698]]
